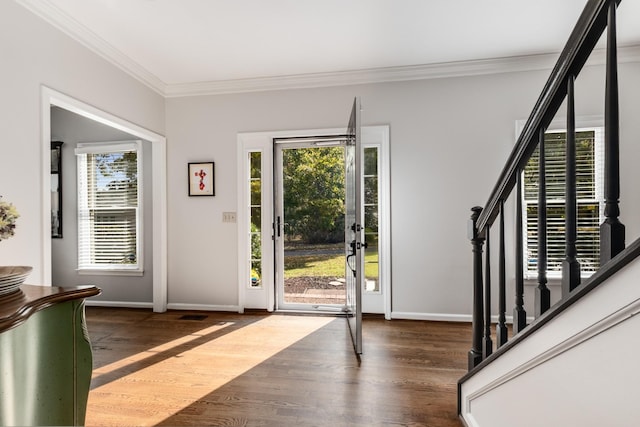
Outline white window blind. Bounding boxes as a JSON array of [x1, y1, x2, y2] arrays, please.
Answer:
[[76, 141, 142, 273], [523, 129, 603, 278]]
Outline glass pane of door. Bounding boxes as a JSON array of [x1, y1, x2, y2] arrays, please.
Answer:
[[283, 145, 346, 307], [345, 97, 363, 354]]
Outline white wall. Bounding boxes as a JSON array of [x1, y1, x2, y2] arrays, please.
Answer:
[[0, 1, 164, 285], [50, 107, 154, 303], [164, 59, 640, 317]]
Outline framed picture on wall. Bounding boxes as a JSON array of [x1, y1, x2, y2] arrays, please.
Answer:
[[188, 162, 215, 196]]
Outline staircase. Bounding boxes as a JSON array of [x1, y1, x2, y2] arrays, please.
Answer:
[[458, 1, 640, 425]]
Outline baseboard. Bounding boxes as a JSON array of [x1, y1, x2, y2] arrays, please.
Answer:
[[391, 312, 472, 322], [390, 312, 535, 324], [85, 300, 153, 309], [84, 304, 533, 321], [86, 301, 245, 313], [166, 303, 241, 313]]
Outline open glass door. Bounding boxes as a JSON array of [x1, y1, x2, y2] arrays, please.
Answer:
[[274, 137, 348, 311], [345, 97, 363, 354]]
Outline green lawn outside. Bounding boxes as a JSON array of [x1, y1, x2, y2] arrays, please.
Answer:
[[285, 251, 379, 279]]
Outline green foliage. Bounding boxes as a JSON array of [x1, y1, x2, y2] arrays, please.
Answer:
[[251, 223, 261, 268], [93, 151, 138, 208], [283, 147, 345, 244], [0, 196, 19, 241]]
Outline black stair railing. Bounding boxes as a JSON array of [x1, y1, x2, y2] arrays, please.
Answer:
[[466, 0, 624, 371], [562, 74, 581, 297], [601, 0, 626, 263], [535, 128, 550, 317]]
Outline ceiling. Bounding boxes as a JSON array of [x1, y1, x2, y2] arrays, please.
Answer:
[[18, 0, 640, 96]]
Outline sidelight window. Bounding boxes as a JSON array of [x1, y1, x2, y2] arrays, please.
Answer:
[[363, 146, 380, 292], [249, 151, 262, 288]]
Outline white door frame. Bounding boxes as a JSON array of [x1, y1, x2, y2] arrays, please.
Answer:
[[41, 86, 168, 312], [237, 126, 390, 319]]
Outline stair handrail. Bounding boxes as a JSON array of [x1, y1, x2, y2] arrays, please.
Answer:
[[475, 0, 620, 235], [466, 0, 624, 372]]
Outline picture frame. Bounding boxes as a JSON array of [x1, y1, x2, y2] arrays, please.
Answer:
[[51, 141, 64, 237], [51, 144, 61, 173], [188, 162, 215, 196]]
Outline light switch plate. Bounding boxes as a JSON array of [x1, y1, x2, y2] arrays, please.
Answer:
[[222, 212, 237, 223]]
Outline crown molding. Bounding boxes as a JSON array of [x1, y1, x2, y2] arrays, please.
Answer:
[[164, 54, 560, 98], [16, 0, 640, 98], [164, 44, 640, 98], [586, 44, 640, 66], [17, 0, 166, 96]]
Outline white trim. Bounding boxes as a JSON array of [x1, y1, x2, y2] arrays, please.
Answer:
[[165, 46, 640, 97], [75, 140, 140, 154], [18, 0, 166, 96], [515, 115, 604, 139], [77, 269, 144, 277], [16, 0, 640, 98], [85, 300, 154, 309], [40, 92, 53, 286], [167, 303, 241, 313], [391, 312, 536, 324], [236, 135, 276, 313], [236, 141, 246, 314], [41, 86, 168, 312], [164, 53, 561, 97], [87, 301, 243, 313], [391, 312, 472, 322], [364, 126, 391, 320]]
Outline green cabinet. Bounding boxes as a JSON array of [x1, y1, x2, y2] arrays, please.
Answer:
[[0, 285, 100, 426]]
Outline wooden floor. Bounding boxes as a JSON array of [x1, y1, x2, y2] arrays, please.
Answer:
[[85, 307, 469, 427]]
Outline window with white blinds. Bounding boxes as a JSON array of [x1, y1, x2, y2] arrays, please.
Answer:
[[523, 129, 603, 278], [76, 141, 142, 273]]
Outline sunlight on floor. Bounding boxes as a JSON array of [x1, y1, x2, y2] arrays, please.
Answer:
[[86, 315, 335, 426], [91, 322, 233, 384]]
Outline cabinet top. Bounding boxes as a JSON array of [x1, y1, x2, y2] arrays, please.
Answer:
[[0, 284, 100, 333]]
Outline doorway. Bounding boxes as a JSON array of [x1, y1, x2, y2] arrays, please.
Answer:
[[274, 137, 349, 311], [237, 125, 390, 318], [41, 87, 168, 312]]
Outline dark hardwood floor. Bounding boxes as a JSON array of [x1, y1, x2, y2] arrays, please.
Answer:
[[85, 307, 468, 427]]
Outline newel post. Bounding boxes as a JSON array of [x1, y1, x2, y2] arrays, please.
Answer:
[[468, 206, 485, 370]]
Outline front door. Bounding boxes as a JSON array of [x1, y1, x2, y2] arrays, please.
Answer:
[[345, 97, 363, 354], [239, 121, 389, 321], [274, 136, 349, 312], [273, 99, 364, 354]]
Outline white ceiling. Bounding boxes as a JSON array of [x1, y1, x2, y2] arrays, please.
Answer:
[[18, 0, 640, 96]]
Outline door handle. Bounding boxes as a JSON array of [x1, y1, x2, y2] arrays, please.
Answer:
[[352, 241, 368, 251]]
